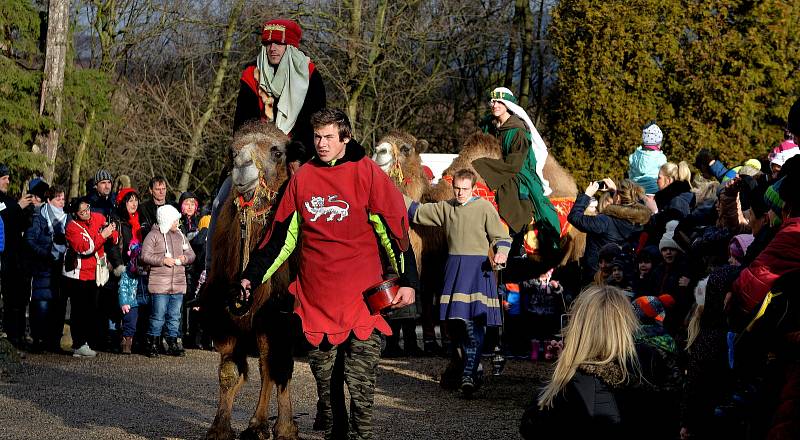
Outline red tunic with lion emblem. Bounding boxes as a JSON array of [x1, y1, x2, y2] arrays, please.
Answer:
[[245, 141, 412, 346]]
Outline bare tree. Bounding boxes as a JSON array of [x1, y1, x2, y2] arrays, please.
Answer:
[[39, 0, 70, 183], [177, 0, 244, 193]]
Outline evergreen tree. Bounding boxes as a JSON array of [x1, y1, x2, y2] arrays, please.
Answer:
[[547, 0, 800, 185], [0, 0, 48, 192]]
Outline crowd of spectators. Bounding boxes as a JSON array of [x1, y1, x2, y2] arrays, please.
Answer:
[[0, 170, 210, 358], [1, 98, 799, 440]]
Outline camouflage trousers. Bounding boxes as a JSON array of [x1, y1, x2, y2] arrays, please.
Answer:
[[308, 331, 381, 440]]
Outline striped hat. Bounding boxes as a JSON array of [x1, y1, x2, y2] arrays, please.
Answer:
[[632, 294, 675, 324]]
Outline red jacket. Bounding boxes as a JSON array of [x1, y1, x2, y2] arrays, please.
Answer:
[[730, 217, 800, 326], [62, 212, 114, 281]]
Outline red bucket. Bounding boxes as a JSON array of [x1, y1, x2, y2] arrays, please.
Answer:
[[362, 277, 400, 315]]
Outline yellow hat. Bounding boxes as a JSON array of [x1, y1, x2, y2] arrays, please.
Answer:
[[744, 158, 761, 170]]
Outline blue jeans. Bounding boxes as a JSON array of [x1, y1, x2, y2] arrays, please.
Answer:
[[148, 293, 183, 338]]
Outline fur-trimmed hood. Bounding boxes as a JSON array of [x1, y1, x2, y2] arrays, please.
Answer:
[[603, 202, 652, 226], [578, 362, 626, 388]]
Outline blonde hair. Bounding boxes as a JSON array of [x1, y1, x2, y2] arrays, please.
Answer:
[[660, 161, 692, 183], [538, 285, 641, 409], [686, 276, 709, 351], [596, 191, 614, 213], [615, 179, 645, 206]]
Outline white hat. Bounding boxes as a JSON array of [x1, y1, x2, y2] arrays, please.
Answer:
[[694, 276, 709, 306], [659, 220, 683, 252], [156, 204, 181, 234], [771, 147, 800, 166], [642, 123, 663, 146]]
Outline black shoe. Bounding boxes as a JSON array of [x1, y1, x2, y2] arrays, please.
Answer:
[[145, 336, 160, 358], [460, 376, 475, 398], [492, 353, 507, 376], [166, 337, 186, 357], [423, 339, 441, 356]]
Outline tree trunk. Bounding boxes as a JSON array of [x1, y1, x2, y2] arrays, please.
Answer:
[[69, 109, 96, 199], [519, 0, 534, 109], [177, 0, 244, 193], [39, 0, 70, 183], [345, 0, 387, 137]]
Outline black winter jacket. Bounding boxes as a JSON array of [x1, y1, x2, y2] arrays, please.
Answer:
[[521, 342, 681, 440], [567, 194, 651, 277]]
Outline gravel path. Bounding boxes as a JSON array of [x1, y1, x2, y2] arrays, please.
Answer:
[[0, 348, 549, 439]]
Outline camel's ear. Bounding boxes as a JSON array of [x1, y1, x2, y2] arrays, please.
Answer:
[[415, 139, 429, 154]]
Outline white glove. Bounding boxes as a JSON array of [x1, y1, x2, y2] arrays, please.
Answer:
[[113, 265, 125, 277]]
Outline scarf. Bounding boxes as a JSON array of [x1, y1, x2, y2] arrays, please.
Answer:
[[256, 45, 311, 134], [43, 203, 67, 260], [128, 211, 142, 245]]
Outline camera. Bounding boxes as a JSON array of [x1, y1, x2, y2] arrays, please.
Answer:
[[595, 181, 607, 190]]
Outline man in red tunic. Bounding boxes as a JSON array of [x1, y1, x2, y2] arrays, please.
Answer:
[[241, 108, 417, 439]]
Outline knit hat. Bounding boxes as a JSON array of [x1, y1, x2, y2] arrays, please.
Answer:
[[156, 204, 181, 234], [659, 220, 683, 252], [764, 177, 785, 217], [261, 19, 302, 48], [0, 163, 8, 178], [28, 178, 49, 200], [636, 245, 662, 264], [694, 276, 709, 306], [729, 234, 755, 264], [771, 148, 800, 167], [115, 187, 138, 206], [770, 140, 797, 160], [642, 122, 663, 147], [94, 169, 113, 184], [598, 243, 622, 262], [632, 294, 675, 324], [746, 180, 770, 218]]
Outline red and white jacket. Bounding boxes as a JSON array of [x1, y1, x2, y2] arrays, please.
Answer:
[[62, 212, 115, 281]]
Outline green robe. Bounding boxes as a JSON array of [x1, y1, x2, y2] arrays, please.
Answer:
[[472, 114, 561, 253]]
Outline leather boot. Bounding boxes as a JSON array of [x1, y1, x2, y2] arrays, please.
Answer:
[[120, 336, 133, 355], [166, 337, 185, 357], [145, 336, 160, 358]]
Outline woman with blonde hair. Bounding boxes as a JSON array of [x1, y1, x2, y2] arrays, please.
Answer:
[[520, 285, 680, 439]]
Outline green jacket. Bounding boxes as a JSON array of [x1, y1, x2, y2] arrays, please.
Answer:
[[473, 115, 560, 252]]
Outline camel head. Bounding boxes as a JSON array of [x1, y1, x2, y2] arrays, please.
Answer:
[[372, 131, 428, 173], [230, 122, 288, 201]]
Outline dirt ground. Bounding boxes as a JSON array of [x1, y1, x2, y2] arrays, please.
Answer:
[[0, 346, 549, 439]]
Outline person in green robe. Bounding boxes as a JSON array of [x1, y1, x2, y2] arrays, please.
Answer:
[[472, 87, 561, 256]]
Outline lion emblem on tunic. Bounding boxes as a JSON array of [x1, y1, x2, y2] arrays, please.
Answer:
[[305, 195, 350, 221]]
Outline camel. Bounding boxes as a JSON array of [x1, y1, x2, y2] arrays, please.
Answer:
[[201, 122, 298, 440], [379, 131, 585, 273], [372, 132, 447, 350]]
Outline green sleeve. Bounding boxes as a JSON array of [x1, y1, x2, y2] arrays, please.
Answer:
[[260, 212, 301, 284], [369, 213, 403, 274]]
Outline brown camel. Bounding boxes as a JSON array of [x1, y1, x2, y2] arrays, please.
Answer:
[[201, 122, 298, 440], [372, 132, 446, 351], [392, 132, 585, 271]]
